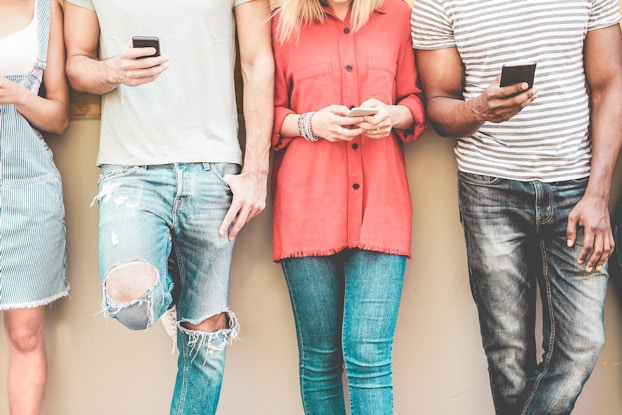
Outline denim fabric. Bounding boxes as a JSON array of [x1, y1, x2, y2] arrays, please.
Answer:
[[458, 172, 607, 415], [281, 249, 405, 415], [96, 162, 240, 415]]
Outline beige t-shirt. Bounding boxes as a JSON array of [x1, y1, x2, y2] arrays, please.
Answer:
[[67, 0, 250, 165]]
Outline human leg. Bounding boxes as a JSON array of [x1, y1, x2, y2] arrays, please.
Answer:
[[97, 165, 177, 330], [281, 254, 346, 415], [458, 173, 539, 414], [342, 250, 405, 415], [519, 179, 606, 415], [4, 306, 46, 415], [169, 163, 240, 415]]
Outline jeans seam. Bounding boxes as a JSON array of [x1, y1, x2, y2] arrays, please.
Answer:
[[520, 240, 556, 415], [283, 267, 310, 415]]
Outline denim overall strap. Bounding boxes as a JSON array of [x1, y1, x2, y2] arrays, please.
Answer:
[[29, 0, 51, 93]]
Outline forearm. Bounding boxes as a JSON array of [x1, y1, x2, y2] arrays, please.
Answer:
[[66, 55, 120, 95], [14, 88, 69, 134], [427, 95, 486, 138], [584, 87, 622, 200], [240, 61, 273, 179]]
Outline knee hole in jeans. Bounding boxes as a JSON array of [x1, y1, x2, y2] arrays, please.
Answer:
[[104, 260, 158, 303], [181, 312, 228, 333]]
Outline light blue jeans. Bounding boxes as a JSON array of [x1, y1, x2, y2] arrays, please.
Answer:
[[96, 163, 240, 415], [281, 249, 405, 415], [458, 172, 607, 415]]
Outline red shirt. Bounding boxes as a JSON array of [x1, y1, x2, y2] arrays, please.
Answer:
[[271, 0, 427, 261]]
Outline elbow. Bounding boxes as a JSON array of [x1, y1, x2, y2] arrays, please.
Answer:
[[49, 114, 70, 135]]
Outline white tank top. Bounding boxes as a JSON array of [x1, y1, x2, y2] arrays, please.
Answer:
[[0, 3, 38, 77]]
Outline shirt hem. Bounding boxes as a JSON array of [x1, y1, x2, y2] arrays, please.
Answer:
[[273, 244, 411, 262]]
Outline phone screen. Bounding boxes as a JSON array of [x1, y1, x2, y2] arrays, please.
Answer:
[[499, 63, 537, 89]]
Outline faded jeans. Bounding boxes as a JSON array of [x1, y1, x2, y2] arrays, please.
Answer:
[[458, 172, 607, 415], [96, 163, 240, 415], [281, 249, 405, 415]]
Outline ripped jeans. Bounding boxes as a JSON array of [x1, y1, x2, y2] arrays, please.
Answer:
[[96, 163, 241, 415]]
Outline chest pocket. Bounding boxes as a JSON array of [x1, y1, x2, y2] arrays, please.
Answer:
[[364, 56, 396, 104], [290, 61, 336, 110]]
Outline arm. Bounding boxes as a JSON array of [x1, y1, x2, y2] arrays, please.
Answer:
[[0, 1, 68, 134], [414, 47, 537, 137], [567, 24, 622, 272], [219, 0, 274, 240], [64, 2, 169, 95]]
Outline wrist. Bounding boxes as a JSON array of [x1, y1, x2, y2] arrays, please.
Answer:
[[298, 112, 320, 142]]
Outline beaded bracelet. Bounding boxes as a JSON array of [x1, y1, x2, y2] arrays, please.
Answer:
[[298, 112, 320, 142]]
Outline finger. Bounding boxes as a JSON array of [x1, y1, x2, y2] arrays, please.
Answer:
[[227, 206, 251, 240], [566, 216, 578, 248], [219, 202, 240, 237], [585, 233, 604, 272], [578, 229, 595, 269]]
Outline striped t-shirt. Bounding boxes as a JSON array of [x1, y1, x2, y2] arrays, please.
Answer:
[[411, 0, 621, 182]]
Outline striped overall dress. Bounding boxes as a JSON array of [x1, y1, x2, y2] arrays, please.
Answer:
[[0, 0, 68, 310]]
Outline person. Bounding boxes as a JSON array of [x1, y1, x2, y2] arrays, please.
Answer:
[[411, 1, 622, 414], [63, 1, 273, 414], [0, 0, 70, 413], [271, 0, 427, 413]]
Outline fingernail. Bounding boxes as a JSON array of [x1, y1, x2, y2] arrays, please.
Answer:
[[567, 239, 572, 247]]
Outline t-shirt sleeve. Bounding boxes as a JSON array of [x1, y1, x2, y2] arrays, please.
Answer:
[[234, 0, 252, 7], [65, 0, 95, 10], [410, 0, 455, 50], [589, 0, 622, 31]]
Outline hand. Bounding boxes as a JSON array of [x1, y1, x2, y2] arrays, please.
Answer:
[[310, 105, 365, 142], [104, 42, 170, 87], [469, 76, 538, 123], [355, 98, 394, 139], [567, 193, 614, 272], [0, 76, 28, 106], [219, 171, 267, 240]]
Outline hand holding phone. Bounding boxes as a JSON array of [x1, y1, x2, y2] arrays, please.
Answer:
[[346, 107, 379, 117], [499, 63, 537, 89], [132, 36, 161, 59]]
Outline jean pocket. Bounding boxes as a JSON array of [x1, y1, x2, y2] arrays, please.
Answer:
[[458, 171, 503, 186], [206, 163, 241, 189], [98, 165, 142, 186]]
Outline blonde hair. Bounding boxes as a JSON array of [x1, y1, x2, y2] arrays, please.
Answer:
[[274, 0, 385, 43]]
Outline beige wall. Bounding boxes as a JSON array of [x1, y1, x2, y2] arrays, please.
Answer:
[[1, 3, 622, 414], [0, 123, 619, 415]]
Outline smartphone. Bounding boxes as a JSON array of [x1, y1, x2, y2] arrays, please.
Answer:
[[132, 36, 160, 58], [499, 63, 537, 89], [346, 107, 379, 117]]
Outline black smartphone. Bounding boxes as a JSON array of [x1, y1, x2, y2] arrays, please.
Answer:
[[499, 63, 537, 89], [131, 36, 160, 58]]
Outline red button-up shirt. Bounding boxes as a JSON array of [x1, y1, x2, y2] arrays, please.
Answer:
[[271, 0, 427, 261]]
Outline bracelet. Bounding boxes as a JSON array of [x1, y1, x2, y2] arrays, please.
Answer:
[[298, 112, 320, 142]]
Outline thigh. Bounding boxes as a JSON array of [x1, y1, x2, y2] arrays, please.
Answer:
[[458, 173, 538, 350], [343, 250, 405, 345], [97, 165, 175, 283], [174, 163, 239, 323], [281, 255, 344, 351], [542, 179, 607, 348]]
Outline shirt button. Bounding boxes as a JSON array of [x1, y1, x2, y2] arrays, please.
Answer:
[[352, 143, 358, 150], [344, 28, 350, 34], [346, 65, 353, 72], [353, 183, 360, 190]]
